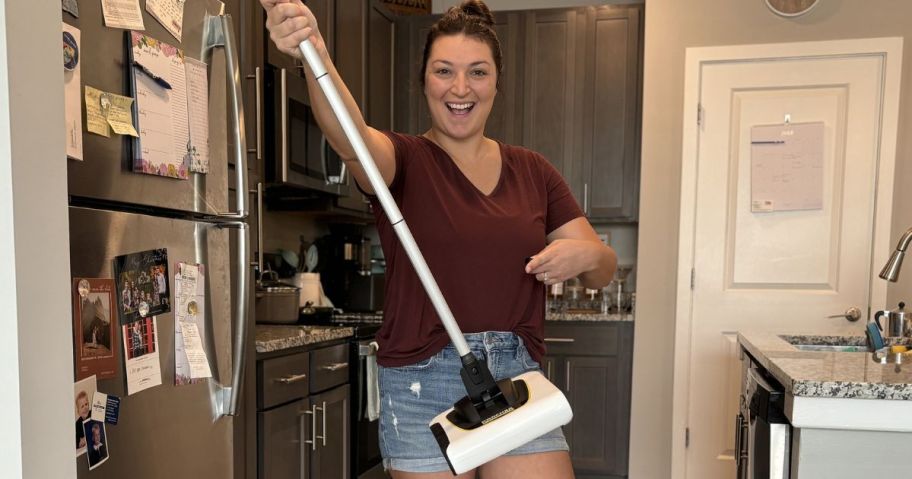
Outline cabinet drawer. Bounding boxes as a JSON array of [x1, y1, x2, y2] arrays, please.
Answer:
[[310, 343, 349, 393], [543, 323, 620, 356], [259, 352, 310, 410]]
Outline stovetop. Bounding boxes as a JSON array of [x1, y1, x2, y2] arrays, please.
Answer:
[[330, 312, 383, 338]]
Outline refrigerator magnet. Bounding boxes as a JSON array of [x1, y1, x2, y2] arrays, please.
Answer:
[[63, 30, 78, 71]]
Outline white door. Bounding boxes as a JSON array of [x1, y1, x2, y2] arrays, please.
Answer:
[[672, 39, 903, 479]]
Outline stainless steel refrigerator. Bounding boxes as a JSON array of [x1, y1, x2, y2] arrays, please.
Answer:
[[66, 0, 251, 477]]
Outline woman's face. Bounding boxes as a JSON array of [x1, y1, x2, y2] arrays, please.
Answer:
[[424, 34, 497, 141]]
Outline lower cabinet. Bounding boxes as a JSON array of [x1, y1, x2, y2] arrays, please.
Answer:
[[543, 321, 634, 479], [257, 342, 350, 479]]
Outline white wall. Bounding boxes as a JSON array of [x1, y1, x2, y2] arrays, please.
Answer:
[[634, 1, 912, 478], [0, 0, 75, 477]]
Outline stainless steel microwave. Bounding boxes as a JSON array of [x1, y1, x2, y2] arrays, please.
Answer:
[[265, 66, 350, 196]]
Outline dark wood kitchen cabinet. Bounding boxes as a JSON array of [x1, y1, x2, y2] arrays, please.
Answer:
[[575, 6, 642, 222], [521, 8, 583, 202], [226, 0, 267, 183], [257, 341, 350, 479], [334, 0, 397, 215], [524, 5, 642, 223], [543, 321, 634, 479]]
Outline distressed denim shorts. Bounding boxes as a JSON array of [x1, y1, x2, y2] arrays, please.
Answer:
[[377, 331, 569, 473]]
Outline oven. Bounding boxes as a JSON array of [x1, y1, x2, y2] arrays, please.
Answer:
[[264, 66, 350, 196], [332, 314, 384, 478]]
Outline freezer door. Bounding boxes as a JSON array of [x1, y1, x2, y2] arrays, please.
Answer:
[[65, 0, 232, 215], [70, 206, 236, 478]]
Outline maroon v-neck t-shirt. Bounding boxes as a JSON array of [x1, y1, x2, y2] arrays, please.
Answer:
[[370, 132, 583, 367]]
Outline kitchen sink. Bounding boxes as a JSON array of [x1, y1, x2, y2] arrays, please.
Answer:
[[778, 335, 871, 353]]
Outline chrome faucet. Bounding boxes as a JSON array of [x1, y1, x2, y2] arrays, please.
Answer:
[[880, 227, 912, 282]]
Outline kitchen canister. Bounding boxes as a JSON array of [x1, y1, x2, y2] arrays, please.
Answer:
[[293, 272, 333, 307]]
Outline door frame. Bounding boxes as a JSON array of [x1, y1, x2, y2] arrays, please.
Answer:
[[670, 37, 904, 477]]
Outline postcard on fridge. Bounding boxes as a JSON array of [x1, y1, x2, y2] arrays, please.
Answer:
[[122, 317, 163, 395], [83, 419, 110, 470], [72, 278, 118, 380], [113, 248, 171, 324], [74, 375, 97, 457]]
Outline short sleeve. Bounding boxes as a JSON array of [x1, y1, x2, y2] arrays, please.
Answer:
[[540, 155, 585, 234], [354, 130, 409, 198]]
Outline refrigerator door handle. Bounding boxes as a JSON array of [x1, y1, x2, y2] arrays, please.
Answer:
[[215, 220, 250, 417], [204, 14, 249, 220]]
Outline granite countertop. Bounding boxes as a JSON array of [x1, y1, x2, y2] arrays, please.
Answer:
[[546, 312, 634, 322], [255, 325, 354, 353], [255, 311, 633, 354], [739, 331, 912, 400]]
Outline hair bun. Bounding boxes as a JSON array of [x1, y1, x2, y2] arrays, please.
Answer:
[[456, 0, 494, 27]]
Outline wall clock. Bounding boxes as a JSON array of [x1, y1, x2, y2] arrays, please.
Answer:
[[765, 0, 819, 17]]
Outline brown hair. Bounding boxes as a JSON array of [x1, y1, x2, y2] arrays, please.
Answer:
[[420, 0, 503, 90]]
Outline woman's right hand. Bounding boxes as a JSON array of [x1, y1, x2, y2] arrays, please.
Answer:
[[260, 0, 324, 61]]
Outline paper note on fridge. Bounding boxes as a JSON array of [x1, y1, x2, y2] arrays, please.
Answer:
[[101, 0, 145, 30], [180, 322, 212, 379], [174, 262, 210, 385], [84, 86, 138, 138], [106, 94, 139, 137], [185, 57, 210, 174], [146, 0, 184, 42], [130, 32, 190, 180]]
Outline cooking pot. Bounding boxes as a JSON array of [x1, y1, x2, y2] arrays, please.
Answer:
[[255, 272, 301, 324]]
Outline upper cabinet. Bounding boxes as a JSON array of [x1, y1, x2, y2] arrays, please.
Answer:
[[578, 6, 642, 222], [395, 5, 643, 223], [521, 9, 584, 204]]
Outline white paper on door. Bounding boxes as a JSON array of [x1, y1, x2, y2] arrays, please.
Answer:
[[750, 121, 825, 213]]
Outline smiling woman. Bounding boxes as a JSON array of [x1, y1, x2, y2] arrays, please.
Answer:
[[259, 0, 617, 477]]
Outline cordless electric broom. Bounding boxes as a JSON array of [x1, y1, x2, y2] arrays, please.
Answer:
[[298, 39, 573, 475]]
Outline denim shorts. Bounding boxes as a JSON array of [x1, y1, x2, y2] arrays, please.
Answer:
[[377, 331, 569, 473]]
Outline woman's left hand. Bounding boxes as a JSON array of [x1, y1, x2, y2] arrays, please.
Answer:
[[525, 239, 600, 285]]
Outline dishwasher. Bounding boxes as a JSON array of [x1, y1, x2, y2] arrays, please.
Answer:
[[745, 366, 791, 479]]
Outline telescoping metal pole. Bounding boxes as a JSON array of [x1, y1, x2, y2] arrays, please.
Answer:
[[297, 39, 470, 357]]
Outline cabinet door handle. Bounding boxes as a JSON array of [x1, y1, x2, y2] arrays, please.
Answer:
[[566, 360, 571, 392], [245, 67, 262, 160], [322, 400, 328, 447], [275, 372, 307, 384], [320, 362, 348, 371], [314, 403, 326, 446], [546, 361, 552, 381], [303, 405, 317, 451], [544, 338, 575, 343]]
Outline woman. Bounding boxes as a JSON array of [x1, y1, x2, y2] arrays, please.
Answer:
[[261, 1, 617, 477]]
